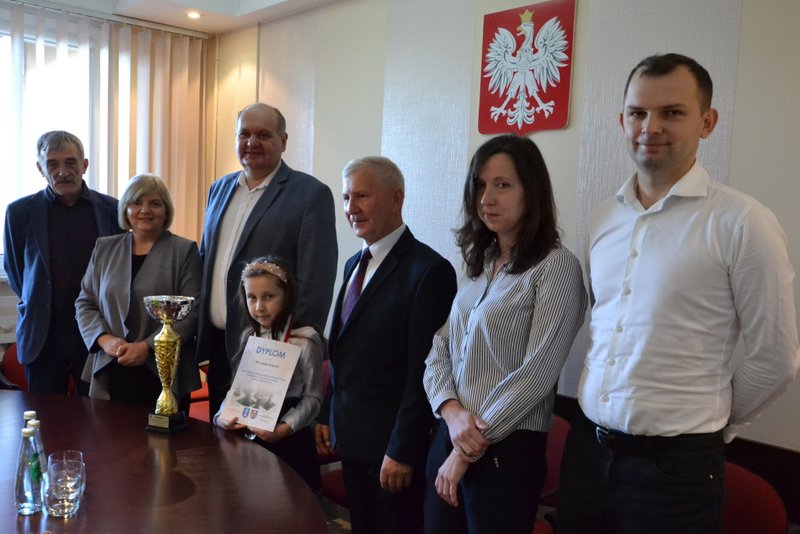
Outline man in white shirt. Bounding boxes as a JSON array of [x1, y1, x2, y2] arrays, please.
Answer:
[[197, 103, 338, 417], [559, 53, 799, 533]]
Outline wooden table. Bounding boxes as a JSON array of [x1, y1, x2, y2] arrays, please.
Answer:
[[0, 390, 327, 533]]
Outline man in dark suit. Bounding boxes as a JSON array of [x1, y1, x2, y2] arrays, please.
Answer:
[[316, 156, 457, 534], [198, 103, 338, 416], [3, 130, 121, 394]]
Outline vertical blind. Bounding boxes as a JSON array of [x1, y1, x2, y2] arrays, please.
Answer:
[[0, 3, 206, 244]]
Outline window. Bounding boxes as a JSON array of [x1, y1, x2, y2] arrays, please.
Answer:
[[0, 4, 206, 253]]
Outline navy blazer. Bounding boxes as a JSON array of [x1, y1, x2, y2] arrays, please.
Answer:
[[197, 162, 338, 393], [3, 185, 121, 365], [324, 228, 457, 465]]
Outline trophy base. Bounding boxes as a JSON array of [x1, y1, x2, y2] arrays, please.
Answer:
[[146, 411, 187, 434]]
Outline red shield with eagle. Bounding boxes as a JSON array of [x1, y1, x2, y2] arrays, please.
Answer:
[[479, 0, 576, 134]]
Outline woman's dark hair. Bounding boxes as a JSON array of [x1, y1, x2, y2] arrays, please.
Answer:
[[456, 134, 560, 278], [238, 255, 297, 339]]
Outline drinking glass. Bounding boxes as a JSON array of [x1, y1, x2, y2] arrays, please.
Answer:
[[48, 450, 84, 465], [44, 459, 84, 517], [48, 450, 86, 497]]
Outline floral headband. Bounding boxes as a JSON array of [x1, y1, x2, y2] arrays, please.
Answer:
[[241, 261, 288, 284]]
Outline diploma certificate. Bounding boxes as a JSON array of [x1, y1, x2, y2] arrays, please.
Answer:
[[220, 336, 301, 432]]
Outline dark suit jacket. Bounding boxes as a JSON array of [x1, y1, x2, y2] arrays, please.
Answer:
[[3, 184, 121, 365], [197, 162, 338, 394], [324, 228, 456, 465]]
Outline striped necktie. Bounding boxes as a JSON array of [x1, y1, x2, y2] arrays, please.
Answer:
[[340, 248, 372, 325]]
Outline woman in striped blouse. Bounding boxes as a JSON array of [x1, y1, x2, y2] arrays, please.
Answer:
[[423, 134, 587, 534]]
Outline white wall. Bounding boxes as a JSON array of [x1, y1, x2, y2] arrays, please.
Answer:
[[564, 0, 743, 406], [209, 26, 259, 181], [728, 0, 800, 449], [211, 0, 800, 450]]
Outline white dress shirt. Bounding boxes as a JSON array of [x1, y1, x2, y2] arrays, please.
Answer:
[[209, 164, 281, 329], [343, 223, 407, 294], [580, 162, 800, 440]]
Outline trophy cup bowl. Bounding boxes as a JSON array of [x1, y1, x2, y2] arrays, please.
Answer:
[[143, 295, 195, 433]]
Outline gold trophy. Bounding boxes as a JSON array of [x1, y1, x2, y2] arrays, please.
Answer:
[[143, 295, 195, 433]]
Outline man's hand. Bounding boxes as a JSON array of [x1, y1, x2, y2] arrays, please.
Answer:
[[314, 423, 335, 456], [439, 400, 490, 459], [434, 449, 470, 507], [379, 455, 413, 494]]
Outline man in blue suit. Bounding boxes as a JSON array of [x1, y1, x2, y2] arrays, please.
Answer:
[[4, 130, 121, 394], [316, 157, 457, 534], [198, 103, 338, 416]]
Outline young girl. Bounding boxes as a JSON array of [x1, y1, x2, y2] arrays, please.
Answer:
[[214, 255, 325, 490]]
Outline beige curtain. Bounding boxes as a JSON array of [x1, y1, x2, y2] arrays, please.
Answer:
[[111, 25, 206, 242], [0, 4, 206, 244]]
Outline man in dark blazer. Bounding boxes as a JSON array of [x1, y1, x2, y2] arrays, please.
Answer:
[[316, 156, 457, 534], [3, 130, 121, 394], [198, 103, 337, 416]]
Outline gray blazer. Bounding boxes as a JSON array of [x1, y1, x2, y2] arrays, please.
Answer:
[[75, 231, 202, 400]]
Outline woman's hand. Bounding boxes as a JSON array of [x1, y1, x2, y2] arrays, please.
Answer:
[[249, 422, 294, 443], [214, 414, 247, 431], [439, 400, 490, 459], [435, 449, 470, 507], [98, 334, 126, 358], [116, 341, 151, 367]]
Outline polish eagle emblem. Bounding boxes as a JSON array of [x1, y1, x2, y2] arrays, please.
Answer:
[[483, 9, 569, 129]]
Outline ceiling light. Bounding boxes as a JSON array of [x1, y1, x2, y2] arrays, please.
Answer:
[[186, 10, 201, 20]]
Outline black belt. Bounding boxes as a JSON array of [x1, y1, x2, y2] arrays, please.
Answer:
[[582, 413, 723, 452]]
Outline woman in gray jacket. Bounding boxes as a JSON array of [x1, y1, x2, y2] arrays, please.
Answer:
[[76, 174, 201, 410]]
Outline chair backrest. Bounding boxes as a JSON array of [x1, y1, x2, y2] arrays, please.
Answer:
[[322, 359, 332, 398], [540, 414, 570, 507], [1, 343, 27, 390], [723, 462, 787, 534], [316, 359, 340, 465]]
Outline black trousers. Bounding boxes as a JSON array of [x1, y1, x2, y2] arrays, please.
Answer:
[[424, 419, 546, 534], [558, 412, 725, 534], [205, 325, 230, 419], [340, 452, 427, 534], [254, 424, 321, 490], [25, 319, 89, 396], [249, 397, 320, 490]]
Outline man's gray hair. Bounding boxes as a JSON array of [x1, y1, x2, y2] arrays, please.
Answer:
[[342, 156, 405, 192], [36, 131, 85, 162], [236, 103, 287, 135]]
